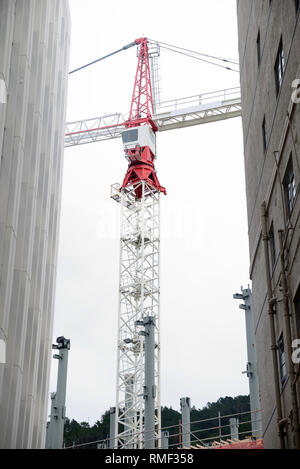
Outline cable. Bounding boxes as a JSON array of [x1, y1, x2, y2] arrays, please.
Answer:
[[150, 39, 239, 66], [69, 41, 137, 75], [157, 44, 239, 73], [69, 39, 239, 76], [148, 39, 239, 67]]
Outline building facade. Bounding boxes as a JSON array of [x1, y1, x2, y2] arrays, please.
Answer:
[[0, 0, 70, 448], [237, 0, 300, 449]]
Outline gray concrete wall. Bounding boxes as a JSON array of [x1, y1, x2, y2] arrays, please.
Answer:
[[0, 0, 70, 448], [237, 0, 300, 449]]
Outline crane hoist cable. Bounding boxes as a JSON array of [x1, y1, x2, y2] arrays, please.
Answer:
[[68, 41, 137, 75]]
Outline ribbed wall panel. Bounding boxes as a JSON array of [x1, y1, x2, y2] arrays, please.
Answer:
[[0, 0, 70, 449]]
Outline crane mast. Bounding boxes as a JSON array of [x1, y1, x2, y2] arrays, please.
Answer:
[[112, 38, 165, 449]]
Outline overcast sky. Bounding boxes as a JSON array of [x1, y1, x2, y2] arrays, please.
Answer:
[[49, 0, 251, 426]]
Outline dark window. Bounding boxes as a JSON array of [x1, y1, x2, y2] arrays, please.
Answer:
[[283, 156, 296, 217], [122, 129, 138, 144], [262, 116, 267, 153], [278, 334, 288, 386], [269, 222, 276, 270], [257, 30, 261, 67], [274, 38, 285, 96], [296, 0, 300, 13], [294, 286, 300, 336]]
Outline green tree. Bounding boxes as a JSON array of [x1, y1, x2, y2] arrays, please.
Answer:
[[63, 395, 251, 448]]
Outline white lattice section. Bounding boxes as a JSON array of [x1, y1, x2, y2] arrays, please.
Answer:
[[114, 181, 161, 448]]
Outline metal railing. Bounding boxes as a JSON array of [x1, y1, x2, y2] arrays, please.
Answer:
[[63, 408, 262, 450], [154, 87, 241, 114]]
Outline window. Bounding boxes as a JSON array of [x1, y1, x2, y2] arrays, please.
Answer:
[[269, 222, 276, 270], [294, 286, 300, 336], [257, 30, 261, 67], [278, 334, 288, 386], [283, 155, 296, 217], [262, 116, 267, 153], [274, 38, 285, 96], [296, 0, 300, 14], [122, 129, 138, 144]]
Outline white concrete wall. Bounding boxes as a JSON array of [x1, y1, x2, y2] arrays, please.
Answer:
[[0, 0, 70, 448]]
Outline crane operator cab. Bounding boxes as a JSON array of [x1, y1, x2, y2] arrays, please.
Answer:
[[121, 126, 156, 162]]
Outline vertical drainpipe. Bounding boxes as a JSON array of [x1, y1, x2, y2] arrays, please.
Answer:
[[261, 202, 286, 449], [278, 230, 300, 449]]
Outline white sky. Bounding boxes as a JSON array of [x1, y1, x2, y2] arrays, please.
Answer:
[[50, 0, 251, 426]]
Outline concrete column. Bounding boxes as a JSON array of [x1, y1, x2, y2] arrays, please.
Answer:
[[233, 287, 262, 437], [161, 430, 169, 449], [229, 418, 239, 440], [109, 407, 116, 449], [46, 337, 70, 449], [180, 397, 191, 448], [124, 374, 134, 449], [0, 0, 15, 153], [0, 0, 70, 449], [0, 0, 36, 448], [32, 1, 70, 449], [141, 317, 156, 449], [45, 392, 56, 448]]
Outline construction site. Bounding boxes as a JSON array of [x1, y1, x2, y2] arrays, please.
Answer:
[[0, 0, 300, 452]]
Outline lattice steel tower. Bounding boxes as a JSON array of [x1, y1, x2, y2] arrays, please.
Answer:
[[111, 38, 166, 448]]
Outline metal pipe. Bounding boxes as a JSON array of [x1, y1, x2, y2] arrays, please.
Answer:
[[278, 230, 300, 449], [261, 202, 286, 449]]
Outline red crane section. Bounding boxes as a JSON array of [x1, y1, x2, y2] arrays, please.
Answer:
[[121, 38, 166, 198], [126, 38, 156, 130]]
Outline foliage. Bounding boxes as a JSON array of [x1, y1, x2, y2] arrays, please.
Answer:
[[63, 395, 250, 449]]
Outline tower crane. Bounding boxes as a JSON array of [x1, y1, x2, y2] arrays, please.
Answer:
[[65, 38, 242, 449]]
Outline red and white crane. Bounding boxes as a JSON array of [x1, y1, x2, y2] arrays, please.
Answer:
[[65, 38, 241, 449]]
